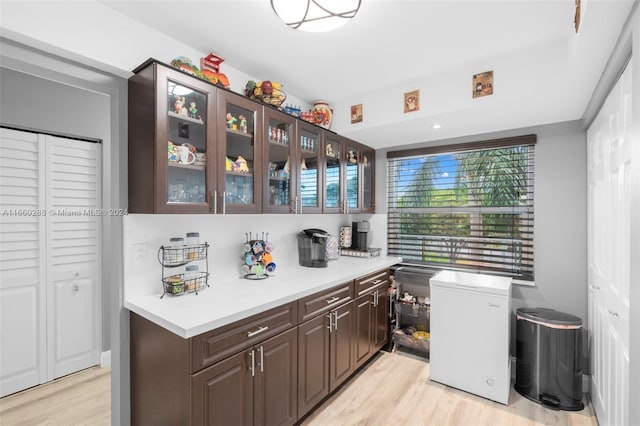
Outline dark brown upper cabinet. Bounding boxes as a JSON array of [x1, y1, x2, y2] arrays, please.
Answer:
[[216, 90, 263, 214], [128, 61, 217, 213], [128, 59, 374, 215]]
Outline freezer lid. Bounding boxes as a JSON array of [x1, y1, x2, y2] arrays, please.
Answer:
[[430, 270, 512, 296]]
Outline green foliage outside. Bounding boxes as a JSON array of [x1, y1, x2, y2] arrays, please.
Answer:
[[393, 147, 529, 265]]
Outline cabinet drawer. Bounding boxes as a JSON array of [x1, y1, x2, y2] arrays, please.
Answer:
[[355, 269, 389, 297], [298, 282, 353, 323], [191, 301, 297, 373]]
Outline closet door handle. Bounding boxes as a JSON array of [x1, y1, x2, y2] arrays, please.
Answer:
[[249, 349, 255, 377], [258, 346, 264, 373]]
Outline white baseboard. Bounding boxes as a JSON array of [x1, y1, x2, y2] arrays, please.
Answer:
[[511, 356, 589, 394], [100, 350, 111, 368]]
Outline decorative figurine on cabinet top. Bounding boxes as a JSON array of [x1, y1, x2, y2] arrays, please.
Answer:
[[200, 52, 230, 89]]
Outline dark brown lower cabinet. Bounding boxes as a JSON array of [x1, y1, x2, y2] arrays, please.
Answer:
[[372, 284, 389, 351], [254, 328, 298, 426], [192, 349, 252, 426], [329, 302, 355, 392], [353, 293, 374, 369], [297, 301, 354, 419], [297, 314, 329, 417], [354, 283, 389, 370], [192, 328, 298, 426]]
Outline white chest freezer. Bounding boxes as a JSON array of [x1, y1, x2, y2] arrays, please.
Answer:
[[429, 270, 512, 404]]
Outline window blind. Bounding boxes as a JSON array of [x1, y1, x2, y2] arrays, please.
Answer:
[[387, 135, 535, 280]]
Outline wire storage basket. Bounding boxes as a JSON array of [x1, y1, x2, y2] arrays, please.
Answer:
[[158, 242, 209, 298], [162, 271, 209, 296]]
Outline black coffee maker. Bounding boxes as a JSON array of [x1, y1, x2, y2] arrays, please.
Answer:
[[297, 228, 329, 267], [350, 221, 370, 251]]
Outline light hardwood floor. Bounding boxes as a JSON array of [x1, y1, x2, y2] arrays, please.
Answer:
[[303, 351, 598, 426], [0, 366, 110, 426], [0, 352, 598, 426]]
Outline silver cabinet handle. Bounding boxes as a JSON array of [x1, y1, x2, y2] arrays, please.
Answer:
[[247, 325, 269, 337], [222, 191, 226, 214], [298, 196, 302, 214], [72, 284, 80, 292], [326, 313, 333, 333], [333, 310, 349, 330], [250, 349, 255, 377], [371, 291, 376, 306], [326, 296, 340, 304], [212, 190, 217, 213], [258, 346, 264, 373], [375, 291, 379, 307], [372, 279, 383, 285]]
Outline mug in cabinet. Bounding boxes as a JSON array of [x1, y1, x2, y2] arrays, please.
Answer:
[[178, 144, 195, 165]]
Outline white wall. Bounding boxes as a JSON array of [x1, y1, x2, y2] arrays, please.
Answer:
[[123, 214, 361, 300]]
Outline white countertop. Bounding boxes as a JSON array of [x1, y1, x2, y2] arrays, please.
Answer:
[[125, 256, 401, 338]]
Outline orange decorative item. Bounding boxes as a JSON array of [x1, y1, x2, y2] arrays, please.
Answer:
[[200, 53, 230, 88], [312, 100, 332, 129]]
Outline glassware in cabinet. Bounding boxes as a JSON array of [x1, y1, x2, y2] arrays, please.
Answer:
[[217, 92, 262, 213], [263, 108, 296, 213], [297, 121, 322, 214]]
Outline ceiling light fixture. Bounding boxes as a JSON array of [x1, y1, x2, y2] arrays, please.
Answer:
[[432, 124, 441, 129], [270, 0, 361, 32]]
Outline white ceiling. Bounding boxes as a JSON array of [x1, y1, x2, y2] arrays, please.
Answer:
[[5, 0, 635, 149]]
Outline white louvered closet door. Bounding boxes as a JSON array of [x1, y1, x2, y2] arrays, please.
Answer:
[[45, 135, 101, 380], [0, 128, 47, 397], [0, 128, 101, 397]]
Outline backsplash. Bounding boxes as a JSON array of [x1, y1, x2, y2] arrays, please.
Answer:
[[123, 213, 387, 298]]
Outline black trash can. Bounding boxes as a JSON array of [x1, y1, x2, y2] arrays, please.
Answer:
[[515, 307, 584, 411]]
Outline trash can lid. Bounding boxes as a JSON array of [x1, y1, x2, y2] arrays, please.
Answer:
[[516, 307, 582, 327]]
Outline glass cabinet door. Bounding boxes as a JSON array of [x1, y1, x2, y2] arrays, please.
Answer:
[[345, 143, 360, 213], [217, 92, 262, 213], [263, 109, 296, 213], [361, 147, 375, 213], [298, 121, 322, 214], [323, 133, 344, 213], [165, 80, 210, 210]]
